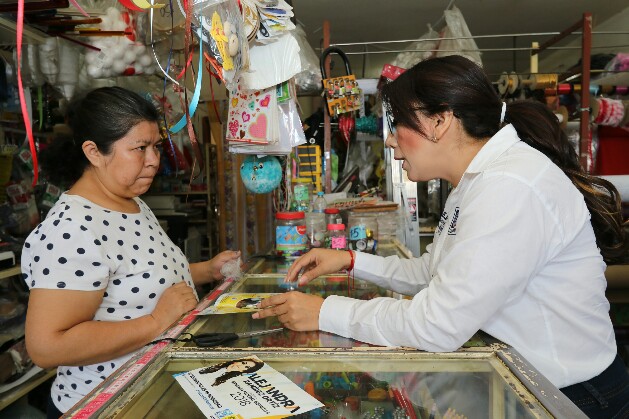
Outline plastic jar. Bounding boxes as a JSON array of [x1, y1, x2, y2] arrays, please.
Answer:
[[292, 179, 312, 212], [324, 207, 342, 226], [326, 223, 347, 250], [305, 212, 326, 249], [275, 211, 307, 258], [348, 214, 378, 254]]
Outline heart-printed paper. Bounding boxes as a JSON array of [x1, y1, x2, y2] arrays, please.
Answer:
[[226, 80, 277, 143], [249, 114, 268, 139]]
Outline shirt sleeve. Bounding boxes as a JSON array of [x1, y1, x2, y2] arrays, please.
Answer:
[[352, 245, 433, 295], [320, 174, 563, 351], [22, 219, 112, 291]]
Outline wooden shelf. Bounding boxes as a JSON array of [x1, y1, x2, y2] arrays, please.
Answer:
[[0, 369, 56, 411], [0, 266, 21, 281]]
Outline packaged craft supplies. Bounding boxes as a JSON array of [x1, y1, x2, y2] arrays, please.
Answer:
[[192, 0, 249, 87]]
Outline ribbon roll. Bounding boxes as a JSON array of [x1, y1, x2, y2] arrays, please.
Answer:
[[593, 97, 625, 127]]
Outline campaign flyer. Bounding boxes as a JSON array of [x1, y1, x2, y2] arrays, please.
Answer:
[[199, 293, 279, 315], [174, 355, 323, 418]]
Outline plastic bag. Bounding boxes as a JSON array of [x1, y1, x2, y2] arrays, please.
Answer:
[[84, 6, 156, 79], [436, 6, 482, 67], [192, 0, 249, 89], [391, 26, 440, 69], [293, 25, 322, 94]]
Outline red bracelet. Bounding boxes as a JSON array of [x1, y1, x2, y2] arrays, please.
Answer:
[[346, 250, 355, 272]]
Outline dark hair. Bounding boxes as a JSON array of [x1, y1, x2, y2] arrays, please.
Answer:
[[41, 87, 159, 185], [382, 55, 628, 264], [199, 358, 265, 386]]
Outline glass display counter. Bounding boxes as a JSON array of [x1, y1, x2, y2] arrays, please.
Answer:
[[64, 242, 585, 418]]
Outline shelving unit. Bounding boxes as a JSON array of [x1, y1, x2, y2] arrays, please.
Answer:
[[0, 266, 21, 281]]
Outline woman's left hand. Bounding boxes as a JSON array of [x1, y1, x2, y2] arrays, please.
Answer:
[[207, 250, 241, 281], [252, 291, 324, 331], [191, 250, 241, 285]]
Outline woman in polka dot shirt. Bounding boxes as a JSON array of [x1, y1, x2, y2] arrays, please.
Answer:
[[21, 87, 241, 418]]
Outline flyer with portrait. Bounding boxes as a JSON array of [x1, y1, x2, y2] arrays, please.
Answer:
[[199, 293, 279, 315], [174, 355, 323, 419]]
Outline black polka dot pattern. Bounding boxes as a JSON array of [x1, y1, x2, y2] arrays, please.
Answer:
[[22, 193, 196, 412]]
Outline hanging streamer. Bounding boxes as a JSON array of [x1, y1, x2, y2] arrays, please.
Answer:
[[169, 32, 203, 134], [16, 0, 38, 186]]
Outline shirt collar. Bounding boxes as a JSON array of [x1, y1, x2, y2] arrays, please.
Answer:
[[464, 124, 520, 174]]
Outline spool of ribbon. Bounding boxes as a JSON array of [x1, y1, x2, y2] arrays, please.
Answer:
[[592, 97, 625, 127], [523, 73, 558, 90]]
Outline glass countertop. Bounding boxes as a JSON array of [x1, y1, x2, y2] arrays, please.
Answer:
[[84, 351, 557, 419]]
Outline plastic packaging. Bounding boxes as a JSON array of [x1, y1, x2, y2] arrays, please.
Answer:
[[305, 212, 326, 249], [292, 179, 312, 212], [313, 192, 327, 213], [348, 214, 378, 254], [192, 0, 249, 88], [275, 211, 307, 258], [326, 223, 347, 250]]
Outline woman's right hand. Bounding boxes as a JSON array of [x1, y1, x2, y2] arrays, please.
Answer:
[[150, 282, 198, 330], [285, 249, 353, 286]]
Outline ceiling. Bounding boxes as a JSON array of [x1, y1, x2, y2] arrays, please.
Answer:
[[291, 0, 629, 79], [1, 0, 628, 85]]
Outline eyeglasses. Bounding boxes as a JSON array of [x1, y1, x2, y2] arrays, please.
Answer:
[[385, 113, 397, 134]]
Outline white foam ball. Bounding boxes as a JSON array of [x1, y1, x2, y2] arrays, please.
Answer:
[[85, 52, 97, 65], [134, 44, 146, 55], [123, 49, 137, 64], [112, 60, 126, 74], [87, 64, 102, 78], [100, 16, 112, 30], [106, 7, 120, 20], [111, 45, 125, 59], [139, 54, 153, 67], [134, 64, 144, 74], [113, 20, 127, 32], [144, 65, 155, 75], [101, 54, 114, 68]]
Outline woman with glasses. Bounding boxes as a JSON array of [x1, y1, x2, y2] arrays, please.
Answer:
[[254, 56, 629, 418]]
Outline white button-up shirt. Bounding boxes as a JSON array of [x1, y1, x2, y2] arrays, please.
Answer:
[[320, 124, 616, 388]]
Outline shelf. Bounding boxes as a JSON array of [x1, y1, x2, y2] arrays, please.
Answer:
[[0, 369, 56, 411], [0, 266, 21, 281]]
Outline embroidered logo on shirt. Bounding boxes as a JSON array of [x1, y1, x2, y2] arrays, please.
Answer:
[[448, 207, 460, 235], [436, 210, 449, 235]]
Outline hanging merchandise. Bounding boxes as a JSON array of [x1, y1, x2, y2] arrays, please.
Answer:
[[338, 113, 355, 144], [248, 0, 295, 44], [320, 47, 362, 116], [436, 6, 482, 67], [591, 97, 626, 127], [239, 155, 283, 194], [84, 7, 157, 79], [292, 25, 322, 94], [240, 33, 301, 90], [192, 0, 249, 88], [227, 80, 306, 154], [391, 26, 440, 69]]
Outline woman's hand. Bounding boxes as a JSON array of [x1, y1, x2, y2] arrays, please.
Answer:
[[285, 249, 353, 286], [191, 250, 241, 285], [150, 282, 198, 330], [252, 291, 323, 331]]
